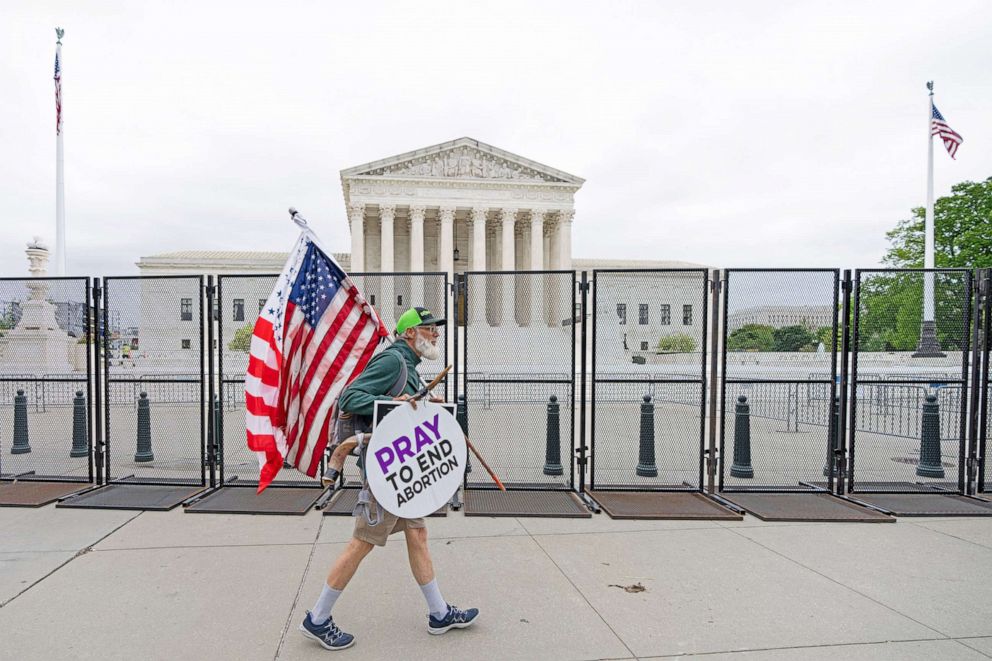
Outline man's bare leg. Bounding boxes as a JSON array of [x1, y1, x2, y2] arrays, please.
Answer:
[[404, 526, 435, 585], [327, 537, 375, 590]]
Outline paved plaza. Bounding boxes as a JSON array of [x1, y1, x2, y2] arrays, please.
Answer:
[[2, 501, 992, 660]]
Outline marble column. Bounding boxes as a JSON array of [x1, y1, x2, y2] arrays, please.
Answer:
[[379, 204, 396, 328], [500, 208, 517, 327], [471, 207, 488, 323], [529, 210, 545, 326], [558, 209, 574, 271], [409, 205, 426, 307], [439, 206, 455, 284], [348, 202, 365, 272]]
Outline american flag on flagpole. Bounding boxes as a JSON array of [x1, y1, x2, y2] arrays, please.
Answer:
[[245, 226, 388, 492], [931, 102, 962, 159], [54, 44, 62, 135]]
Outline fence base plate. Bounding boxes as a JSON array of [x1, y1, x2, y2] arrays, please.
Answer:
[[849, 493, 992, 517], [463, 490, 590, 518], [57, 484, 203, 511], [0, 481, 91, 507], [185, 486, 322, 515], [589, 491, 742, 520], [322, 487, 448, 517], [722, 492, 894, 522]]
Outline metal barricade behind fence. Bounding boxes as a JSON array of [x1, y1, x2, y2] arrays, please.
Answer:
[[101, 276, 206, 486], [0, 277, 92, 482], [590, 270, 709, 491], [719, 269, 840, 492], [849, 269, 973, 494], [461, 271, 576, 490]]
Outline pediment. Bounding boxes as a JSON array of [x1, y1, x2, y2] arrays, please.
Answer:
[[340, 137, 584, 186]]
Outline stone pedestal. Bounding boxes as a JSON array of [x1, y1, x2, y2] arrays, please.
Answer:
[[0, 239, 73, 374]]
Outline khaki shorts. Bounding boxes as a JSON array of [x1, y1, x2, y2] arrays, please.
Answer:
[[353, 493, 426, 547]]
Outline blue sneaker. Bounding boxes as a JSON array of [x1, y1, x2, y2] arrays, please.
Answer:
[[300, 611, 355, 650], [428, 604, 479, 635]]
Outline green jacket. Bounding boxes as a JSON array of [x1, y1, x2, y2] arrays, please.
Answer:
[[337, 341, 423, 417]]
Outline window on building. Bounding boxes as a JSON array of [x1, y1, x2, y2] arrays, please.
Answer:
[[683, 304, 693, 325], [233, 299, 244, 322], [660, 304, 671, 325], [396, 295, 403, 307], [258, 299, 266, 313], [640, 341, 649, 351], [180, 298, 192, 321], [617, 303, 627, 325], [181, 339, 191, 349], [638, 304, 648, 325], [370, 295, 376, 306]]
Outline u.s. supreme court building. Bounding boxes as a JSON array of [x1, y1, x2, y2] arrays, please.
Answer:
[[136, 138, 707, 369]]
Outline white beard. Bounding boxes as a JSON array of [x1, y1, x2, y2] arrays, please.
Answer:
[[415, 334, 440, 361]]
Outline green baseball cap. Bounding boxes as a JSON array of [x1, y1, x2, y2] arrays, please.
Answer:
[[395, 306, 446, 335]]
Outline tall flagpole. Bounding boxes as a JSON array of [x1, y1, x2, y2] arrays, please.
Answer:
[[914, 80, 944, 357], [54, 27, 67, 277]]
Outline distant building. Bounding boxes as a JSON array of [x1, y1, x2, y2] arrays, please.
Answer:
[[726, 305, 834, 333]]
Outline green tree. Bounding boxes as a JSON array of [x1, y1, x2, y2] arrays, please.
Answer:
[[883, 177, 992, 268], [228, 323, 254, 352], [657, 333, 697, 353], [727, 324, 775, 352], [772, 325, 816, 352]]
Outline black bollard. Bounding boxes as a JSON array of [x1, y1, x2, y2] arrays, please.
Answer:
[[457, 394, 471, 474], [543, 395, 563, 476], [822, 395, 840, 477], [916, 394, 945, 478], [636, 394, 658, 477], [69, 390, 89, 458], [133, 391, 154, 462], [11, 389, 31, 454], [730, 395, 754, 478]]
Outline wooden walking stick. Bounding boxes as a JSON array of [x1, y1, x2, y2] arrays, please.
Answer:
[[412, 366, 505, 491]]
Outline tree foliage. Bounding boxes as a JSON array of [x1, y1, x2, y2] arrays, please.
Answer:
[[727, 324, 775, 352], [656, 333, 697, 353], [229, 323, 254, 353], [883, 177, 992, 268], [772, 325, 816, 352]]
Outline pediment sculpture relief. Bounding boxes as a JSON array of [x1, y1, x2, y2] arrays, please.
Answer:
[[361, 147, 563, 183]]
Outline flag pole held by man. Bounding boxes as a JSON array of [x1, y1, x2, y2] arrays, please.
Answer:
[[244, 209, 389, 492]]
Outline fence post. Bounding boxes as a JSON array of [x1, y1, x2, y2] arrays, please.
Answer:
[[822, 395, 840, 477], [457, 394, 471, 474], [636, 394, 658, 477], [916, 393, 945, 478], [134, 391, 154, 462], [69, 390, 89, 458], [543, 395, 563, 476], [730, 395, 754, 478], [11, 389, 31, 454]]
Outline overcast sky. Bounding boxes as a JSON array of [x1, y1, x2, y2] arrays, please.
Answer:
[[2, 0, 990, 277]]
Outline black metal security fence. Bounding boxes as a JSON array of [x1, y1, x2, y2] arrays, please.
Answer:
[[0, 277, 92, 482], [459, 271, 576, 490], [974, 269, 991, 494], [215, 272, 449, 487], [100, 276, 207, 486], [719, 269, 841, 492], [849, 269, 973, 493], [590, 269, 709, 491]]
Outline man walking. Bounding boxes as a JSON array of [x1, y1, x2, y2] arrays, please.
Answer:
[[300, 306, 479, 651]]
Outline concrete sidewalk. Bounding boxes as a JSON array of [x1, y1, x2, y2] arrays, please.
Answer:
[[2, 504, 992, 660]]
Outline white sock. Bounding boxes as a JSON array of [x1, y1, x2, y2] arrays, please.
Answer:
[[420, 578, 448, 618], [311, 585, 342, 624]]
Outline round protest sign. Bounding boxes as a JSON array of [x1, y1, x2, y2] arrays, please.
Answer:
[[366, 402, 467, 519]]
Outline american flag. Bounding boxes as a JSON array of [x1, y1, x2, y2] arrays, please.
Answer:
[[245, 231, 388, 492], [931, 102, 962, 159], [54, 46, 62, 135]]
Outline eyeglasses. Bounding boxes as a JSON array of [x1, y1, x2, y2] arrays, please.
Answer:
[[418, 325, 440, 336]]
